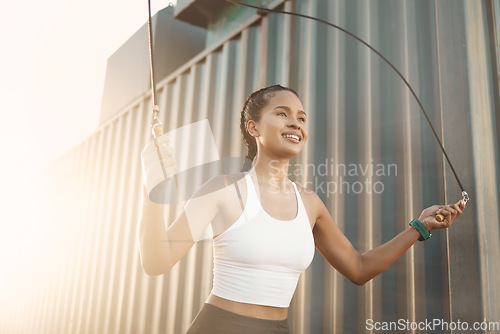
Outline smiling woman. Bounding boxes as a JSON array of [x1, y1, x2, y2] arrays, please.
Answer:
[[138, 84, 466, 334]]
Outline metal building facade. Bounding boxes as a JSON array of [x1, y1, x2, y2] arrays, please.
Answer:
[[4, 0, 500, 333]]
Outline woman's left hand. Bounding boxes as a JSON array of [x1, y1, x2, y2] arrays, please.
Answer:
[[418, 200, 466, 232]]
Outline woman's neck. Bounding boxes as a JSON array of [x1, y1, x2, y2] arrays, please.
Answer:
[[251, 154, 290, 190]]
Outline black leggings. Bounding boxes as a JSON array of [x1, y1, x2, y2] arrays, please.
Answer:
[[186, 303, 290, 334]]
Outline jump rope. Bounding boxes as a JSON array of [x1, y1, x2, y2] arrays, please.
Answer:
[[145, 0, 469, 220]]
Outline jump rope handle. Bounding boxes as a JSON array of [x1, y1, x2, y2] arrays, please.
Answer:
[[152, 124, 163, 137], [151, 105, 163, 137], [435, 191, 469, 222]]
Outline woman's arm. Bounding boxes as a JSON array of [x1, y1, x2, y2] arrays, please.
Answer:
[[137, 177, 221, 276], [311, 191, 465, 285]]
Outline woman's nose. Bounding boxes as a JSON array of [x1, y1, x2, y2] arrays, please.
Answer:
[[288, 119, 301, 129]]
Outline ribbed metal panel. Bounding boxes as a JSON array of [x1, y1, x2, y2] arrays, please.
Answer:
[[6, 1, 499, 333]]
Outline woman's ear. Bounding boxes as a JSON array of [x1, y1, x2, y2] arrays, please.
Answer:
[[247, 120, 260, 137]]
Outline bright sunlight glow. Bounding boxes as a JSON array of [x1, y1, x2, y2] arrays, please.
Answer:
[[0, 0, 176, 330]]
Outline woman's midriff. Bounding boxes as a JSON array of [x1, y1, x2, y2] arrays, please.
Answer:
[[206, 293, 288, 321]]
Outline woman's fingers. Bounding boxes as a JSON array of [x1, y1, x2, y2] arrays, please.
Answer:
[[434, 205, 445, 221], [435, 200, 465, 225], [435, 209, 450, 227], [450, 203, 463, 216], [419, 201, 466, 231]]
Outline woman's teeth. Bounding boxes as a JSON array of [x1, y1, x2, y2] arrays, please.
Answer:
[[283, 134, 300, 142]]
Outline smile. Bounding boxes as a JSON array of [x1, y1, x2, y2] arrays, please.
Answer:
[[282, 133, 301, 143]]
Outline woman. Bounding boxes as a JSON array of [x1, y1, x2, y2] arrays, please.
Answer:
[[138, 85, 465, 334]]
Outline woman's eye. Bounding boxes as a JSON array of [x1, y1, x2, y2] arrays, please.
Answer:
[[298, 117, 306, 122], [277, 112, 287, 116]]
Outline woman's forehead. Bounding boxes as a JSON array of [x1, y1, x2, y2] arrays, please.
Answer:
[[266, 90, 304, 110]]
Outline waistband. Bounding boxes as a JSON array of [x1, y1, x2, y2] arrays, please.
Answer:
[[187, 303, 290, 334]]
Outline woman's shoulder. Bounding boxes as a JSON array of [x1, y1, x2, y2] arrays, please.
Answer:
[[212, 172, 246, 187], [292, 182, 326, 226], [294, 182, 325, 210], [193, 172, 246, 198]]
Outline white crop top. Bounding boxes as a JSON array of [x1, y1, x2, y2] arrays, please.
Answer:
[[210, 173, 315, 307]]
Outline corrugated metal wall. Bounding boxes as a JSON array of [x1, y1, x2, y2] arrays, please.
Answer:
[[5, 0, 500, 333]]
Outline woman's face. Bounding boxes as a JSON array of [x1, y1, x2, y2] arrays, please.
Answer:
[[249, 90, 308, 159]]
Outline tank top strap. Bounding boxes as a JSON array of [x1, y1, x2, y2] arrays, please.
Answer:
[[290, 180, 307, 219], [243, 173, 261, 213]]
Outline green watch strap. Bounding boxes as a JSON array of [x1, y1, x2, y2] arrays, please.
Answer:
[[409, 218, 431, 241]]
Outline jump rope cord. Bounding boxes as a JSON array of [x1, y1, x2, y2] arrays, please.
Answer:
[[225, 0, 469, 204], [147, 0, 169, 181], [148, 0, 163, 133]]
